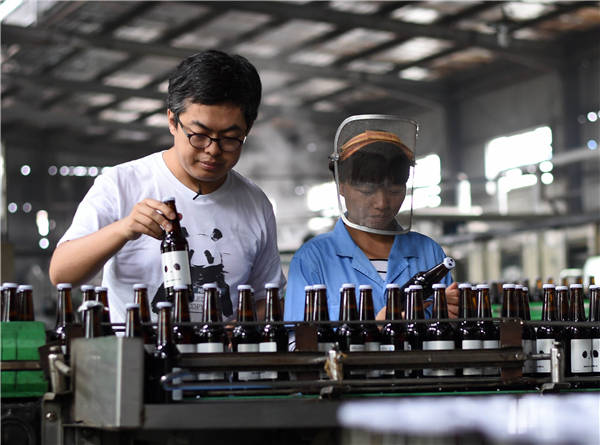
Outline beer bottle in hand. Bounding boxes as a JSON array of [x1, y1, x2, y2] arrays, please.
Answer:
[[336, 284, 363, 353], [359, 285, 381, 378], [160, 197, 192, 302], [380, 284, 404, 378], [404, 285, 425, 377], [2, 283, 19, 321], [134, 284, 156, 350], [476, 284, 500, 376], [232, 284, 261, 381], [197, 283, 227, 381], [535, 284, 560, 375], [588, 284, 599, 375], [260, 283, 288, 380], [457, 283, 483, 376], [423, 283, 456, 377], [564, 284, 592, 376], [94, 286, 114, 336], [398, 257, 456, 307], [17, 285, 35, 321], [54, 283, 76, 356], [313, 284, 336, 352]]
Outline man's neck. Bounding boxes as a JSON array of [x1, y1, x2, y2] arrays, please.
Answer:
[[162, 148, 226, 195], [344, 223, 395, 259]]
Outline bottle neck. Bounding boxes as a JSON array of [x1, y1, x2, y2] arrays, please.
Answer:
[[339, 289, 358, 322], [590, 288, 599, 322], [19, 290, 35, 321], [237, 290, 255, 322], [459, 288, 474, 318], [431, 289, 449, 320], [157, 307, 173, 347], [173, 289, 191, 323], [541, 289, 558, 322], [406, 289, 424, 321], [303, 290, 314, 322], [386, 289, 402, 321], [314, 289, 330, 322], [264, 288, 282, 322], [503, 289, 520, 318], [134, 290, 151, 322], [421, 260, 452, 285], [476, 289, 492, 319], [56, 290, 74, 326], [96, 290, 109, 307], [359, 290, 375, 321], [84, 307, 102, 339], [569, 289, 586, 322], [3, 288, 18, 321], [125, 308, 141, 338]]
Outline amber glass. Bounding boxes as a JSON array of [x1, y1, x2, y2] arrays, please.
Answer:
[[303, 285, 314, 323], [94, 286, 114, 336], [2, 283, 19, 321], [588, 285, 599, 375], [151, 302, 180, 403], [260, 283, 288, 380], [81, 284, 95, 303], [172, 285, 200, 347], [82, 301, 104, 339], [404, 285, 425, 377], [134, 284, 156, 344], [457, 283, 483, 376], [517, 285, 536, 375], [160, 198, 193, 302], [17, 285, 35, 321], [380, 284, 404, 377], [336, 284, 363, 353], [232, 285, 261, 381], [398, 257, 455, 308], [54, 283, 76, 347], [556, 285, 570, 322], [423, 284, 456, 377], [564, 284, 592, 376], [476, 284, 500, 376], [313, 284, 336, 349], [535, 284, 561, 375]]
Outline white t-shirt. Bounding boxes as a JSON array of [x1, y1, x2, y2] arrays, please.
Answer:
[[59, 151, 286, 324]]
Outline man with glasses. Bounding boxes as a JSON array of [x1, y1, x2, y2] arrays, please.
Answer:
[[49, 50, 285, 325]]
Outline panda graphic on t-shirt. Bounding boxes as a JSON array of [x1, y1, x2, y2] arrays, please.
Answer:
[[151, 227, 233, 318]]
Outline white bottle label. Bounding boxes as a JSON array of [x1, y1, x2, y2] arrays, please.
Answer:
[[161, 250, 192, 288], [380, 344, 395, 376], [483, 339, 500, 376], [535, 338, 555, 373], [592, 338, 600, 372], [259, 342, 278, 380], [462, 339, 483, 376], [197, 342, 224, 381], [570, 339, 592, 373], [237, 343, 260, 381], [423, 340, 456, 376], [522, 339, 536, 373]]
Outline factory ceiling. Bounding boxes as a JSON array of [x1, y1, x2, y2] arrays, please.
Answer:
[[2, 1, 599, 158]]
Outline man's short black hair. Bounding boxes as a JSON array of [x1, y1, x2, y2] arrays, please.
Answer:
[[167, 50, 262, 131], [332, 142, 411, 185]]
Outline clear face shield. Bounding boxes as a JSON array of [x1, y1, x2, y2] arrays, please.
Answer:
[[331, 115, 417, 235]]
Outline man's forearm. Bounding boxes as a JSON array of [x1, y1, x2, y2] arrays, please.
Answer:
[[49, 220, 129, 286]]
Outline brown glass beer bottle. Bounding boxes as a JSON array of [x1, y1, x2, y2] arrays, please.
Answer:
[[398, 257, 455, 307], [476, 284, 500, 376], [556, 285, 570, 322], [457, 283, 483, 376], [54, 283, 76, 355], [516, 285, 536, 375], [16, 285, 35, 321], [564, 284, 592, 376], [94, 286, 114, 336], [313, 284, 336, 352], [588, 284, 599, 375], [81, 301, 104, 339], [134, 283, 156, 349], [151, 302, 180, 403], [196, 283, 227, 382], [303, 285, 314, 323], [260, 283, 288, 380], [358, 284, 380, 378], [423, 283, 456, 377], [404, 285, 425, 377], [535, 284, 561, 375], [160, 197, 192, 302], [232, 284, 261, 381], [336, 284, 363, 353], [380, 284, 404, 377], [2, 283, 19, 321], [80, 284, 95, 303]]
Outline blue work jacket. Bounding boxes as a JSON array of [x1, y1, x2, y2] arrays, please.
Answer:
[[284, 219, 453, 322]]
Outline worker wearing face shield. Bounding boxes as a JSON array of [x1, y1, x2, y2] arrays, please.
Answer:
[[284, 115, 459, 329]]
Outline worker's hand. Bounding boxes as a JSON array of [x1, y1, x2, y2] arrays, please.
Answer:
[[446, 282, 459, 318], [119, 198, 181, 241]]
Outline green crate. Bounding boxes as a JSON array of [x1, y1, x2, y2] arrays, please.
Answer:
[[1, 321, 48, 398]]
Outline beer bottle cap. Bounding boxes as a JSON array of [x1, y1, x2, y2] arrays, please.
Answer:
[[157, 302, 172, 309], [57, 283, 72, 290], [409, 285, 423, 290], [162, 196, 176, 203], [173, 285, 188, 291], [386, 283, 400, 289], [95, 286, 108, 292], [556, 285, 568, 291], [432, 283, 446, 289], [237, 284, 252, 290], [265, 283, 279, 289], [202, 283, 217, 289], [125, 303, 140, 310], [313, 284, 326, 290], [341, 283, 355, 289], [543, 283, 556, 289], [133, 283, 148, 290], [502, 284, 515, 289], [359, 284, 372, 290], [476, 284, 489, 289], [569, 283, 583, 289], [459, 283, 472, 289], [17, 284, 33, 292], [80, 285, 95, 292], [304, 285, 313, 291], [2, 282, 18, 289], [442, 257, 456, 269]]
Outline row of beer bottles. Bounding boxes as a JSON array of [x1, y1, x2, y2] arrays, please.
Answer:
[[536, 283, 599, 376], [1, 282, 35, 322]]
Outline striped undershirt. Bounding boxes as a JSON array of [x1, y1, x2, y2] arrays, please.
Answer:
[[369, 258, 388, 280]]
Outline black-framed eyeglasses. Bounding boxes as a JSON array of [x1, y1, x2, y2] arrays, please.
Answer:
[[176, 115, 246, 153]]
